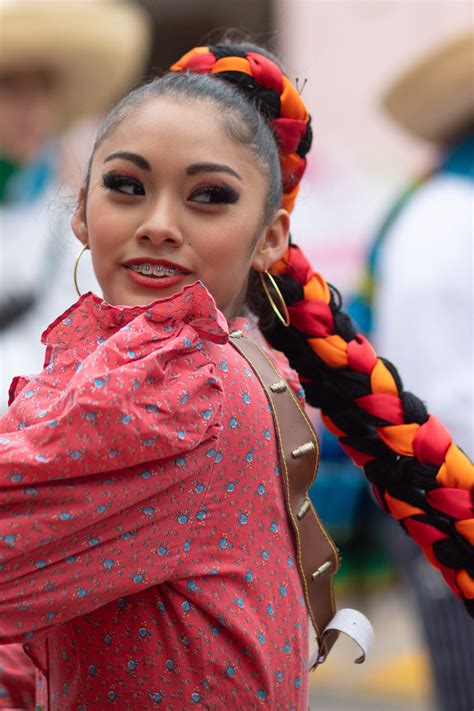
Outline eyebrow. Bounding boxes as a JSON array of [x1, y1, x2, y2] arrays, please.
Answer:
[[103, 151, 151, 170], [186, 162, 242, 181], [102, 154, 242, 181]]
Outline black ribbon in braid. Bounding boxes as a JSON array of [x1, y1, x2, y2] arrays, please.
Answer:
[[208, 44, 282, 121], [210, 45, 248, 60], [261, 274, 474, 616], [365, 457, 439, 491], [296, 118, 313, 159], [214, 71, 281, 120]]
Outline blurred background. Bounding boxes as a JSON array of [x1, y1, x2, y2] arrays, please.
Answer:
[[1, 1, 472, 709]]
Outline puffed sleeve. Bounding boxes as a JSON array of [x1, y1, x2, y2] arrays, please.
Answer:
[[0, 312, 224, 642]]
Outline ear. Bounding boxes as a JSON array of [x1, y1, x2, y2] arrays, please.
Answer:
[[71, 186, 89, 245], [251, 209, 290, 272]]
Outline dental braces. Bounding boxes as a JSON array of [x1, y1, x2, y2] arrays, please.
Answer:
[[130, 265, 177, 276]]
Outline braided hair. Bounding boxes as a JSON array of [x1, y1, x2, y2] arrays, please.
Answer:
[[170, 43, 474, 614]]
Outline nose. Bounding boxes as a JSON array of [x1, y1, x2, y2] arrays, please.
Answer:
[[134, 195, 184, 249]]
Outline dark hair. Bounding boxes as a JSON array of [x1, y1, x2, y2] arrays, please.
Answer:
[[84, 71, 282, 226]]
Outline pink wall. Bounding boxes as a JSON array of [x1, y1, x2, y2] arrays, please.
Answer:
[[276, 0, 472, 176], [275, 1, 472, 292]]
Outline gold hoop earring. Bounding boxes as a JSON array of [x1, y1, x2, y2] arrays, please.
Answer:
[[259, 270, 290, 327], [73, 244, 89, 297]]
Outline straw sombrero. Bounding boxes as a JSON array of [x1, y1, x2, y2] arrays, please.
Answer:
[[382, 32, 474, 144], [0, 0, 151, 129]]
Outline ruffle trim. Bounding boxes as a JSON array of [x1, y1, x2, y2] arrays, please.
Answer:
[[41, 281, 229, 349]]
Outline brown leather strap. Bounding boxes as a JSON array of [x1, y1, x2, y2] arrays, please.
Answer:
[[229, 330, 340, 663]]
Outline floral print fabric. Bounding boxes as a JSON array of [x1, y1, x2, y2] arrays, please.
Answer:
[[0, 282, 309, 710]]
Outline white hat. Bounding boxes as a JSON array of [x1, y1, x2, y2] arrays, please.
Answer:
[[382, 32, 474, 144], [0, 0, 152, 129]]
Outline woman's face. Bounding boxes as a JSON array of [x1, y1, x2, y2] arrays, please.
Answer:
[[73, 96, 289, 318]]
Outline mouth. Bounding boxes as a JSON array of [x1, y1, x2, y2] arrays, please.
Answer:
[[122, 259, 192, 289]]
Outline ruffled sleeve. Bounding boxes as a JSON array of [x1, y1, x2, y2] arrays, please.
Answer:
[[0, 283, 227, 642]]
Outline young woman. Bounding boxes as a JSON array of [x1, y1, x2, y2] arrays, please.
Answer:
[[0, 43, 472, 710]]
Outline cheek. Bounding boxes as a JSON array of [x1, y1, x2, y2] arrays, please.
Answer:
[[200, 235, 251, 275], [197, 225, 258, 299], [201, 214, 259, 260], [87, 198, 128, 250]]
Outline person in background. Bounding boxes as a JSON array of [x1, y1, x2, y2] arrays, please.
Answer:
[[0, 0, 151, 414], [355, 32, 473, 711], [0, 1, 150, 706]]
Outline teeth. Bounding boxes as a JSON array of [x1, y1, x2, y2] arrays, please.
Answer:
[[129, 263, 180, 277]]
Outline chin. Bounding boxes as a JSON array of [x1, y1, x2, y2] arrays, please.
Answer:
[[108, 285, 182, 308]]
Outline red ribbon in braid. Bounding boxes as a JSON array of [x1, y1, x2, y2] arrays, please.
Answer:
[[171, 46, 310, 213], [275, 244, 474, 602]]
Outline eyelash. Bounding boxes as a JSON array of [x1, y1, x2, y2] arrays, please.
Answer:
[[189, 184, 239, 205], [102, 172, 239, 205], [102, 173, 144, 195]]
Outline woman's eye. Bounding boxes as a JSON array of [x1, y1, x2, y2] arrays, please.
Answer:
[[102, 172, 145, 196], [189, 185, 239, 205]]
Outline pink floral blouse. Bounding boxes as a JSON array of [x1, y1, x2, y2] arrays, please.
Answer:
[[0, 283, 309, 710]]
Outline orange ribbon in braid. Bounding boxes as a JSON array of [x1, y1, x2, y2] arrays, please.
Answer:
[[274, 244, 474, 603], [171, 45, 311, 213]]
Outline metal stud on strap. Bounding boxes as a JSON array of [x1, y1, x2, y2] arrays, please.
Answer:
[[229, 330, 243, 338], [312, 561, 333, 580], [291, 441, 315, 459], [297, 498, 311, 520], [270, 380, 287, 393]]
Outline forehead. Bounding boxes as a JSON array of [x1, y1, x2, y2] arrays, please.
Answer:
[[94, 96, 259, 175]]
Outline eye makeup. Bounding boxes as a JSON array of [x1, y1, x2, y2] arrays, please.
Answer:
[[189, 184, 239, 205], [102, 171, 145, 196]]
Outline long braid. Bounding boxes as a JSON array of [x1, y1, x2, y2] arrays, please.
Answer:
[[267, 246, 473, 612], [171, 44, 474, 613]]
